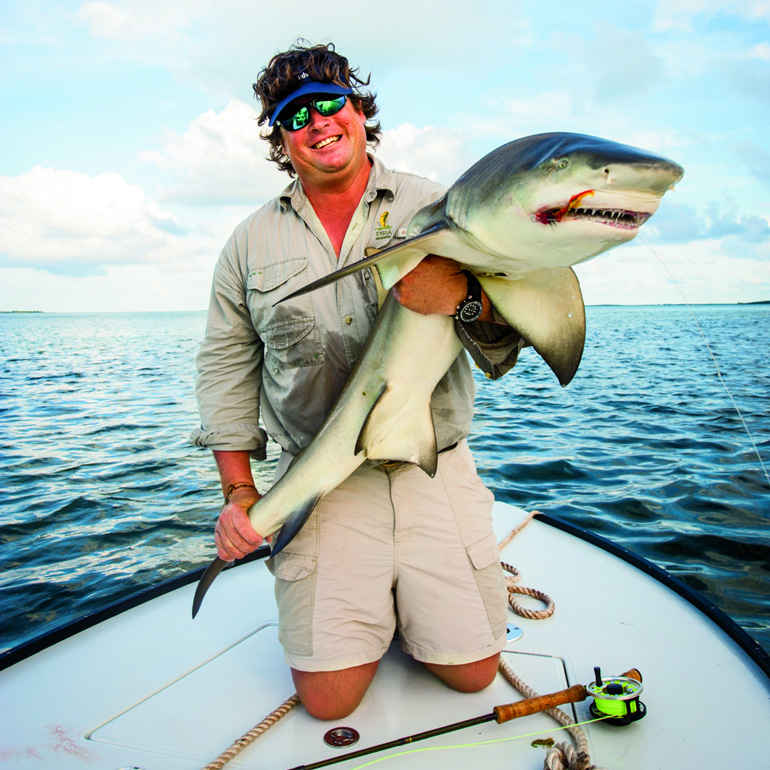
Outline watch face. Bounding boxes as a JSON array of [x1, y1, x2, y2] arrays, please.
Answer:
[[459, 300, 484, 323]]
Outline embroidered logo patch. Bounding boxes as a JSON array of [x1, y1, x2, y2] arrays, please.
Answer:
[[374, 210, 394, 241]]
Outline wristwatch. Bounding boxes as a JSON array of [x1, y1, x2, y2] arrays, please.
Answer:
[[455, 270, 484, 323]]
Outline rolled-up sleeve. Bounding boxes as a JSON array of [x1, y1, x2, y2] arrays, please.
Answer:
[[189, 241, 268, 458], [454, 319, 528, 380]]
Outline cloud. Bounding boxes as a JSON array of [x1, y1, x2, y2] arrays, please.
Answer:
[[745, 42, 770, 61], [652, 0, 770, 32], [79, 1, 130, 38], [78, 0, 208, 40], [0, 264, 214, 313], [649, 200, 770, 246], [575, 239, 770, 306], [0, 166, 217, 275], [557, 21, 664, 101], [733, 140, 770, 182], [140, 99, 286, 206], [376, 124, 475, 185]]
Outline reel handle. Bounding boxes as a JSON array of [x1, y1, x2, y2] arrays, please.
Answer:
[[494, 683, 588, 723]]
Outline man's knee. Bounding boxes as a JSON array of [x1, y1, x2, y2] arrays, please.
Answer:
[[424, 652, 500, 693], [291, 661, 380, 720]]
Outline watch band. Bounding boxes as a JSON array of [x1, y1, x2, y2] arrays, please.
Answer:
[[455, 270, 484, 323]]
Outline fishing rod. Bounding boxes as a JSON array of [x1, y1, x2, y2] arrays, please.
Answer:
[[283, 667, 644, 770]]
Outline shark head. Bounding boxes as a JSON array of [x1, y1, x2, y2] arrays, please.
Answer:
[[437, 132, 685, 275], [277, 132, 684, 306]]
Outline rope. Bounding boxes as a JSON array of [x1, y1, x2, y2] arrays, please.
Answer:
[[497, 513, 606, 770], [501, 561, 555, 619], [200, 693, 300, 770], [498, 512, 555, 620]]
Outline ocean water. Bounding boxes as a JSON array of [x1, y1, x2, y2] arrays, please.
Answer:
[[1, 306, 768, 658]]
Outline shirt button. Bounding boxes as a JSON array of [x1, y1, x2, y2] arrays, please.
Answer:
[[344, 316, 353, 325]]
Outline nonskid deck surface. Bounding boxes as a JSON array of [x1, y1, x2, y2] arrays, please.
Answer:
[[1, 504, 768, 769]]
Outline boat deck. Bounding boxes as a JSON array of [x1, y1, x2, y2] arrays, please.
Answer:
[[1, 504, 768, 769]]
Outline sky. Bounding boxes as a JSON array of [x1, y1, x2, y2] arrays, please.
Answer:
[[1, 0, 769, 312]]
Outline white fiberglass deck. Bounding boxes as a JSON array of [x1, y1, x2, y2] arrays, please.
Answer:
[[1, 504, 768, 769]]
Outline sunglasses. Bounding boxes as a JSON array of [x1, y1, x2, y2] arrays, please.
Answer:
[[277, 95, 348, 132]]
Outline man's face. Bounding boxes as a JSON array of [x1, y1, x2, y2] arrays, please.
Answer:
[[280, 97, 369, 190]]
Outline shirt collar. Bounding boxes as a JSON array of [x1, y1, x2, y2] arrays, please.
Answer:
[[279, 154, 398, 212]]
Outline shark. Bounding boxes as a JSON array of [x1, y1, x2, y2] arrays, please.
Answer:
[[192, 132, 683, 617]]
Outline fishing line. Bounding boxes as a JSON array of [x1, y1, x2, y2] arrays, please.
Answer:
[[346, 715, 613, 770], [639, 234, 770, 488]]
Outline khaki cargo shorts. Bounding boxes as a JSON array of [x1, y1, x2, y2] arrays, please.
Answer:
[[266, 440, 508, 672]]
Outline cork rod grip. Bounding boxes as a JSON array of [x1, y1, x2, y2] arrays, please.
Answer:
[[493, 684, 588, 723], [622, 668, 642, 682]]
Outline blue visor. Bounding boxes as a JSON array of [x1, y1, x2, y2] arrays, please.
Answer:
[[269, 80, 353, 126]]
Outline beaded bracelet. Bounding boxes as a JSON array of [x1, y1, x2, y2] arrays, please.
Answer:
[[224, 482, 256, 504]]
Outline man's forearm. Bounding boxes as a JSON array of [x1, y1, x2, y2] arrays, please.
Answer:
[[213, 450, 260, 497]]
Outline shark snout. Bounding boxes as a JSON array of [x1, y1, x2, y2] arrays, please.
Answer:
[[604, 159, 684, 196]]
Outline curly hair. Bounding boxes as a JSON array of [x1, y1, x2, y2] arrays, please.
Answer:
[[252, 41, 381, 176]]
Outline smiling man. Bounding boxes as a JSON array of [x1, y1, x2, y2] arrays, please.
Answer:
[[191, 42, 523, 720]]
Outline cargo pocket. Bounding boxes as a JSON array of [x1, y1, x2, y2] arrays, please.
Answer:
[[267, 552, 317, 581], [466, 532, 508, 639], [268, 551, 319, 657]]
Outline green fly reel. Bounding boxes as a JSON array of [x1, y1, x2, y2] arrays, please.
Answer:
[[587, 667, 646, 726]]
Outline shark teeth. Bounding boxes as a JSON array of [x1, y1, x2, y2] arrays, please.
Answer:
[[534, 206, 651, 229]]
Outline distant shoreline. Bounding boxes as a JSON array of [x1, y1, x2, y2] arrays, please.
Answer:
[[589, 300, 770, 307], [2, 301, 769, 314]]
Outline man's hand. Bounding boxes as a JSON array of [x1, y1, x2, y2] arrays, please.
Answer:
[[392, 256, 466, 315], [393, 255, 494, 322], [214, 485, 265, 561]]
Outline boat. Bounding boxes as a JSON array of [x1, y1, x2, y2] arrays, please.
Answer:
[[1, 502, 768, 769]]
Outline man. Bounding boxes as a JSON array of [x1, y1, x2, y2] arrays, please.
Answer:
[[191, 42, 522, 720]]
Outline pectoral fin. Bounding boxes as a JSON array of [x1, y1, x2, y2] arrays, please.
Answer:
[[355, 385, 439, 477], [277, 225, 450, 304], [478, 268, 585, 386]]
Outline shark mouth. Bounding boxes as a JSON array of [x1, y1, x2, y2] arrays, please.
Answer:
[[534, 190, 652, 230]]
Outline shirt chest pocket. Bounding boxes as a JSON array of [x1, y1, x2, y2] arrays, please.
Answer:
[[247, 257, 325, 370]]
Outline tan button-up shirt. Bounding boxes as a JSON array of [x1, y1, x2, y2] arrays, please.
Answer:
[[190, 156, 480, 459]]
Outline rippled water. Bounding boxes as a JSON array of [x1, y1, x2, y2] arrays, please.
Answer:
[[1, 306, 768, 657]]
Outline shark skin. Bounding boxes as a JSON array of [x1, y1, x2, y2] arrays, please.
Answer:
[[193, 133, 683, 616]]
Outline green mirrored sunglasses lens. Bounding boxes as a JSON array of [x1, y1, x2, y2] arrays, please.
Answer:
[[314, 96, 346, 116], [286, 106, 310, 130]]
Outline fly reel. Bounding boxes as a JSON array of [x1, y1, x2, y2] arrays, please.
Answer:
[[587, 666, 646, 726]]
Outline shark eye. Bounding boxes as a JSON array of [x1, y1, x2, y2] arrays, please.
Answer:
[[555, 158, 569, 169]]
